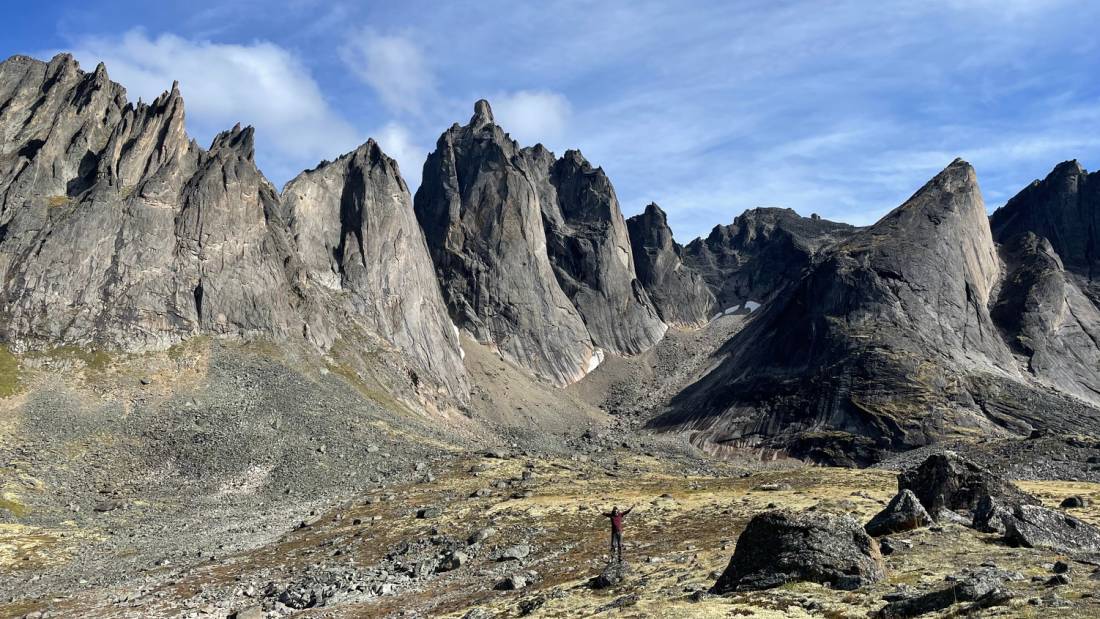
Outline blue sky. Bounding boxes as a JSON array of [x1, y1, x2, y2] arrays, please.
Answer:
[[4, 0, 1099, 240]]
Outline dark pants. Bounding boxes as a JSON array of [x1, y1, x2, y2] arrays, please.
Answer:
[[610, 529, 623, 562]]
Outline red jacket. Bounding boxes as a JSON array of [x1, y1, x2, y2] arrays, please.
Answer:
[[606, 508, 632, 532]]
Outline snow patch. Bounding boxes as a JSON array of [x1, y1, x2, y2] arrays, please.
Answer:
[[586, 348, 605, 373]]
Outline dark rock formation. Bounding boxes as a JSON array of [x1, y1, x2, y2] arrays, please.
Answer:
[[590, 560, 629, 589], [897, 452, 1037, 516], [710, 510, 885, 592], [865, 489, 932, 537], [537, 149, 666, 354], [973, 494, 1014, 534], [1003, 504, 1100, 557], [414, 101, 665, 385], [683, 207, 855, 312], [991, 160, 1100, 301], [626, 203, 714, 326], [0, 53, 466, 398], [651, 160, 1100, 463]]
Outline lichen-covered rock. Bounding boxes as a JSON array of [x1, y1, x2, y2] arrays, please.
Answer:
[[865, 489, 932, 537], [626, 203, 714, 326], [1003, 504, 1100, 557], [711, 510, 885, 592]]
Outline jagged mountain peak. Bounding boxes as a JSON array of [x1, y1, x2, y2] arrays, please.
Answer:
[[471, 98, 495, 129]]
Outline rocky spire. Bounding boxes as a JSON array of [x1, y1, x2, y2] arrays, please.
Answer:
[[414, 101, 598, 386], [626, 203, 714, 327]]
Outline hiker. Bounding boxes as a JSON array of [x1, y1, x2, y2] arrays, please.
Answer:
[[603, 505, 634, 562]]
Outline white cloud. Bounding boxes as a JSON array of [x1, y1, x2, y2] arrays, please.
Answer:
[[490, 90, 571, 147], [372, 122, 426, 189], [66, 29, 361, 184], [341, 30, 432, 115]]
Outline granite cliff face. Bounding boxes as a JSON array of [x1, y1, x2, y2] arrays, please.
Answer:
[[0, 53, 466, 398], [626, 203, 714, 326], [413, 101, 664, 385], [991, 160, 1100, 300], [683, 207, 856, 312], [652, 160, 1100, 464]]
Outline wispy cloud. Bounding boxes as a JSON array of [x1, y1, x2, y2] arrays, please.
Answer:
[[490, 90, 572, 148], [340, 29, 433, 115]]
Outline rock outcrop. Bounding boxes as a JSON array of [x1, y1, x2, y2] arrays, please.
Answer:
[[897, 452, 1037, 516], [711, 510, 885, 592], [651, 160, 1100, 464], [1002, 504, 1100, 557], [0, 53, 466, 398], [413, 101, 664, 385], [683, 207, 855, 312], [626, 203, 714, 326]]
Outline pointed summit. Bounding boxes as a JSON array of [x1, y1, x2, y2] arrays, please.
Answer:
[[626, 203, 714, 327], [471, 99, 494, 128]]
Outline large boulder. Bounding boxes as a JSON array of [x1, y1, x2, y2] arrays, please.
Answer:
[[865, 489, 932, 537], [874, 567, 1014, 618], [590, 560, 629, 589], [897, 452, 1037, 516], [711, 510, 886, 593], [1003, 504, 1100, 557]]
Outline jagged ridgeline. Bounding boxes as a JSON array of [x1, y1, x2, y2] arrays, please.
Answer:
[[0, 53, 467, 398]]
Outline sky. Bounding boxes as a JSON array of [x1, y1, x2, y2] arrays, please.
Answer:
[[3, 0, 1099, 240]]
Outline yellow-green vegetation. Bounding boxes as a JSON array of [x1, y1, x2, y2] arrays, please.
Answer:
[[0, 345, 21, 397], [325, 360, 411, 416], [167, 335, 210, 361], [46, 195, 70, 208], [0, 496, 27, 517], [27, 346, 112, 372], [119, 185, 136, 199]]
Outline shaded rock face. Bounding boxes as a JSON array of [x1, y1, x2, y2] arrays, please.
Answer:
[[651, 160, 1100, 463], [414, 101, 664, 385], [683, 207, 855, 311], [626, 203, 714, 326], [991, 160, 1100, 301], [864, 489, 932, 537], [711, 510, 885, 592], [282, 140, 467, 395], [897, 452, 1037, 516], [0, 54, 466, 398], [538, 150, 666, 354]]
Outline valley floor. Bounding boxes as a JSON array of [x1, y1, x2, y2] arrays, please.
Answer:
[[3, 447, 1099, 618]]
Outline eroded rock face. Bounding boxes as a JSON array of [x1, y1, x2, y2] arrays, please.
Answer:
[[626, 203, 714, 326], [651, 160, 1100, 463], [414, 100, 664, 385], [282, 140, 467, 395], [683, 207, 855, 312], [0, 54, 467, 399], [711, 510, 885, 592]]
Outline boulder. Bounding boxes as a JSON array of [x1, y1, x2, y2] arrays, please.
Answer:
[[874, 567, 1013, 618], [865, 489, 932, 536], [495, 574, 528, 590], [710, 510, 886, 593], [467, 527, 496, 545], [498, 544, 531, 561], [1060, 496, 1090, 509], [898, 452, 1037, 515], [972, 495, 1013, 534], [437, 550, 468, 572], [1003, 504, 1100, 557], [589, 560, 629, 589]]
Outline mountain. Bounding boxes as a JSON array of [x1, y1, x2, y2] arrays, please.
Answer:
[[652, 160, 1100, 465], [413, 100, 664, 386], [0, 53, 466, 398], [626, 203, 714, 326], [683, 207, 856, 311]]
